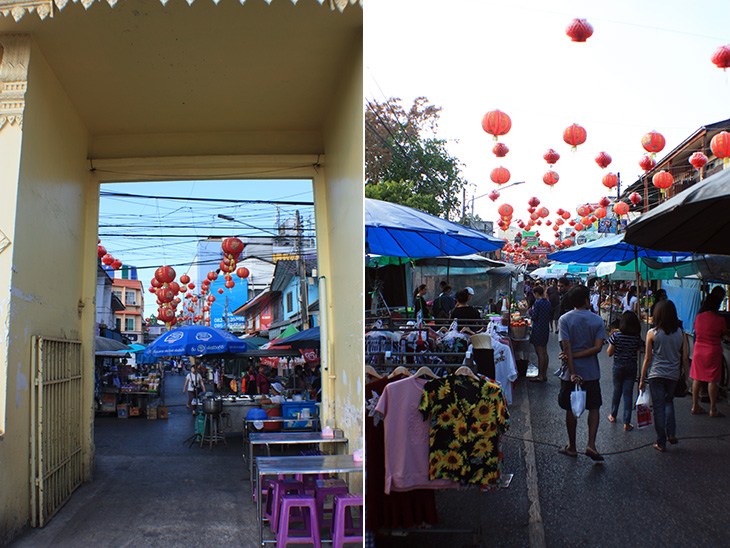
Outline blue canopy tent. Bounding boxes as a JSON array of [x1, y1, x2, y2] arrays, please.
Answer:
[[270, 326, 320, 351], [547, 233, 686, 264], [365, 198, 505, 258], [144, 325, 248, 357]]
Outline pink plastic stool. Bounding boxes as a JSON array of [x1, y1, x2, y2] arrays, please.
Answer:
[[314, 478, 348, 530], [265, 480, 304, 533], [276, 494, 321, 548], [331, 494, 363, 548]]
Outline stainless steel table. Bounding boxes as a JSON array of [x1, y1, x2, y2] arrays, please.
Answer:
[[248, 432, 348, 500], [243, 418, 321, 463], [255, 454, 364, 547]]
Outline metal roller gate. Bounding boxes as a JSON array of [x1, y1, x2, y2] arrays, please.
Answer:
[[30, 336, 85, 528]]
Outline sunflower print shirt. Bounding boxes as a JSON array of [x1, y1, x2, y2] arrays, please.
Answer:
[[418, 374, 509, 487]]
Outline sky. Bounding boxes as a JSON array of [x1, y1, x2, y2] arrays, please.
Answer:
[[364, 0, 730, 231], [98, 179, 315, 318]]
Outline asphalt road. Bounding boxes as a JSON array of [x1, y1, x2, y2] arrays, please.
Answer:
[[377, 331, 730, 548]]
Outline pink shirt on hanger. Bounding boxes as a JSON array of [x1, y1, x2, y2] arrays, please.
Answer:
[[374, 375, 457, 493]]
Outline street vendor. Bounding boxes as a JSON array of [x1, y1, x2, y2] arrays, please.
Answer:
[[256, 364, 271, 395]]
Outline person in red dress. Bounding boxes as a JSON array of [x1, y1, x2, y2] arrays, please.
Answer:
[[690, 287, 728, 417]]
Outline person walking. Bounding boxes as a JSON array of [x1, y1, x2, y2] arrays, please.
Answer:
[[690, 287, 727, 417], [529, 286, 552, 382], [183, 365, 205, 411], [557, 277, 573, 329], [547, 279, 560, 333], [639, 300, 689, 452], [557, 285, 606, 460], [413, 284, 432, 320], [622, 286, 638, 314], [607, 311, 642, 431], [431, 285, 456, 319]]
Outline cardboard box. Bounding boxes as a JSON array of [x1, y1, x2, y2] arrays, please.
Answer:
[[129, 407, 140, 417], [157, 406, 169, 419], [147, 406, 158, 420], [117, 404, 129, 419]]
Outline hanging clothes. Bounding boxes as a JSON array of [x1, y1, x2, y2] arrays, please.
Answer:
[[419, 374, 509, 488], [365, 376, 438, 532], [374, 376, 458, 493], [490, 334, 518, 405]]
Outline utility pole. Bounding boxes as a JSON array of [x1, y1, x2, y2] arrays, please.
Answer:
[[296, 210, 310, 331]]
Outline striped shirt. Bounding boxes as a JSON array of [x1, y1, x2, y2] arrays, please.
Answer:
[[608, 331, 641, 369]]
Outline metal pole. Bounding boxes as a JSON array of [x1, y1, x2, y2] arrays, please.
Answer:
[[296, 210, 310, 330]]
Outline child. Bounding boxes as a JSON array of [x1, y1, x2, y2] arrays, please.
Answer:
[[607, 311, 642, 431]]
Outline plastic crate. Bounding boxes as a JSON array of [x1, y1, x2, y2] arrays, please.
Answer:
[[117, 404, 128, 419], [281, 401, 318, 429]]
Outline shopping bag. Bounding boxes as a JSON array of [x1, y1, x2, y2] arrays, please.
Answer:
[[635, 389, 653, 428], [570, 383, 586, 418]]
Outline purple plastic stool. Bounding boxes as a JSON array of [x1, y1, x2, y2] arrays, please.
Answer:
[[276, 494, 321, 548], [331, 494, 363, 548], [295, 473, 328, 495], [265, 480, 304, 533], [314, 478, 348, 530]]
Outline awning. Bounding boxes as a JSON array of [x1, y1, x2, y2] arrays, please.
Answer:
[[95, 336, 131, 354]]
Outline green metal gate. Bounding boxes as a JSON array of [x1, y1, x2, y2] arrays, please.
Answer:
[[30, 336, 84, 528]]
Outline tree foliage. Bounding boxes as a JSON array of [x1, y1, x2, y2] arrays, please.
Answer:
[[365, 97, 467, 220]]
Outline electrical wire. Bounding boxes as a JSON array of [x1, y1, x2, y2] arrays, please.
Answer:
[[504, 432, 730, 456]]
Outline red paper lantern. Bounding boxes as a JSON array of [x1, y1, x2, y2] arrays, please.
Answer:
[[561, 211, 570, 220], [566, 18, 594, 42], [157, 287, 174, 303], [225, 279, 235, 289], [188, 282, 195, 290], [576, 205, 590, 217], [538, 207, 549, 218], [642, 131, 665, 155], [220, 260, 235, 273], [711, 45, 730, 71], [493, 142, 509, 157], [710, 131, 730, 168], [564, 238, 573, 246], [207, 271, 218, 282], [528, 197, 541, 208], [97, 245, 107, 258], [599, 196, 611, 208], [602, 173, 618, 189], [563, 124, 587, 150], [481, 110, 512, 140], [639, 155, 656, 172], [148, 286, 156, 294], [169, 281, 180, 295], [652, 170, 674, 190], [159, 307, 175, 322], [498, 203, 514, 217], [574, 223, 584, 232], [155, 266, 176, 284], [111, 259, 122, 270], [222, 237, 244, 257], [594, 151, 612, 169], [488, 190, 501, 202], [208, 295, 216, 303], [629, 192, 642, 205], [614, 201, 629, 216], [543, 171, 559, 187], [689, 151, 708, 171], [179, 274, 190, 285], [490, 167, 511, 185], [236, 267, 250, 279], [217, 288, 224, 294], [102, 254, 114, 266], [543, 149, 560, 166], [594, 207, 607, 219]]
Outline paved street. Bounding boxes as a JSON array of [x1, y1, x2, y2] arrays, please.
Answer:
[[378, 332, 730, 548]]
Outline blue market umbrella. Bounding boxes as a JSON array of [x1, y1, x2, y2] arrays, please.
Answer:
[[270, 326, 320, 350], [547, 234, 686, 264], [144, 325, 248, 357], [365, 198, 505, 258]]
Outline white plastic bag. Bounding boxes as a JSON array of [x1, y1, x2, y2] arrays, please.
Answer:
[[570, 383, 586, 418], [635, 389, 653, 428]]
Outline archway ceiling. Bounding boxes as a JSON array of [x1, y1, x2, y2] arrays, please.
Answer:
[[0, 0, 361, 152]]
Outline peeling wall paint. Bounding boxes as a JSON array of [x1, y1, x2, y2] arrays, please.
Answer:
[[15, 362, 26, 409]]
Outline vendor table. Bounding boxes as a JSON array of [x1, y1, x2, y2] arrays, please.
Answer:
[[248, 432, 348, 500], [255, 454, 363, 547], [243, 418, 321, 461]]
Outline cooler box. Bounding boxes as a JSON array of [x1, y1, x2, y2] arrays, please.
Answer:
[[281, 401, 318, 429]]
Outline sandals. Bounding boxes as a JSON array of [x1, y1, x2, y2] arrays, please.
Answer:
[[653, 444, 666, 453], [585, 448, 604, 461], [710, 411, 726, 418], [558, 446, 578, 457], [624, 424, 634, 432], [691, 407, 707, 415], [607, 414, 616, 423], [668, 436, 678, 445]]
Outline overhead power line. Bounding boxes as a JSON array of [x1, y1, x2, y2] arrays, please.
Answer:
[[99, 190, 314, 206]]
